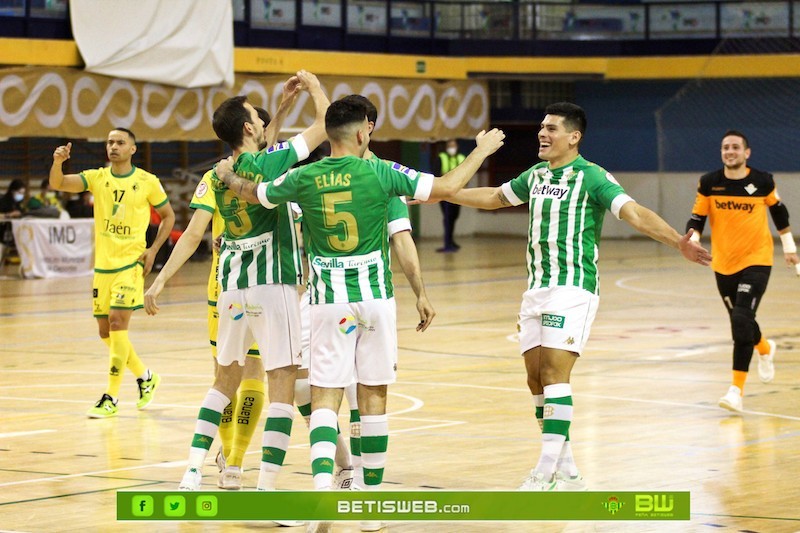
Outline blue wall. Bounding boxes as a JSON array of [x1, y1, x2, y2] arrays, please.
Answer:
[[575, 79, 800, 172]]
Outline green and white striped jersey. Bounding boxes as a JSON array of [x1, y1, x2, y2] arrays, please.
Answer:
[[213, 136, 310, 291], [258, 155, 433, 304], [501, 155, 633, 295]]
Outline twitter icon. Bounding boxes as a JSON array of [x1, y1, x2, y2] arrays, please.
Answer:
[[164, 495, 186, 517]]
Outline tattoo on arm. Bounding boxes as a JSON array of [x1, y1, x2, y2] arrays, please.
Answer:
[[498, 192, 512, 207]]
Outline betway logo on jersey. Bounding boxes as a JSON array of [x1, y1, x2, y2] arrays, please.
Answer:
[[714, 199, 755, 213], [531, 184, 569, 201]]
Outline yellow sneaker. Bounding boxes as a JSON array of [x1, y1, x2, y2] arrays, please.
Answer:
[[87, 393, 118, 418], [136, 372, 161, 409]]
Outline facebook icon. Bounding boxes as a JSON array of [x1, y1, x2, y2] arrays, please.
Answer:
[[132, 495, 154, 517]]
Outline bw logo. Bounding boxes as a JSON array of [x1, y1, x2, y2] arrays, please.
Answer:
[[109, 366, 120, 376], [263, 449, 273, 456], [565, 337, 575, 345], [198, 436, 211, 444], [543, 405, 555, 418], [365, 471, 379, 478]]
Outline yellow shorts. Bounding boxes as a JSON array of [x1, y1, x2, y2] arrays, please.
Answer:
[[93, 263, 144, 317], [208, 302, 260, 358]]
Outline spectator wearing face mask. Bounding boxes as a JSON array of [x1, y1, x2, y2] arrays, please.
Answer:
[[0, 178, 26, 258], [433, 139, 466, 252], [27, 177, 67, 218], [0, 179, 26, 219]]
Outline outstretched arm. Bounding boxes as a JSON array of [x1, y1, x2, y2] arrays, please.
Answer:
[[144, 208, 213, 315], [620, 201, 711, 266], [448, 186, 513, 210], [391, 230, 435, 332], [429, 129, 505, 200], [50, 142, 86, 193]]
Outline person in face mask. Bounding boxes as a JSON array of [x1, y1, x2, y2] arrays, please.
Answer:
[[0, 179, 26, 259], [434, 139, 466, 252], [0, 179, 26, 219], [26, 177, 66, 218]]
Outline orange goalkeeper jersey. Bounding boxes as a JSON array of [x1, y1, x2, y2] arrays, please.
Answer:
[[691, 167, 779, 275]]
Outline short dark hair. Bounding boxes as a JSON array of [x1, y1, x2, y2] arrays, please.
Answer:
[[212, 96, 253, 149], [341, 94, 377, 124], [326, 98, 368, 142], [40, 177, 50, 189], [254, 106, 271, 127], [544, 102, 587, 138], [111, 127, 136, 144], [722, 129, 749, 149], [7, 178, 25, 193]]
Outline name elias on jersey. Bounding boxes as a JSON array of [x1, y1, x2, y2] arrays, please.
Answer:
[[315, 172, 351, 189], [714, 199, 755, 213], [531, 183, 570, 201]]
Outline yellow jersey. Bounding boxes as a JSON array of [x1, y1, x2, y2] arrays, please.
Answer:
[[80, 165, 169, 272]]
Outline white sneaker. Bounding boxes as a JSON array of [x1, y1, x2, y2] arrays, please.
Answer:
[[555, 471, 588, 491], [757, 340, 776, 383], [518, 470, 556, 491], [273, 520, 305, 527], [306, 521, 333, 533], [179, 467, 202, 490], [215, 447, 226, 472], [718, 385, 743, 413], [360, 521, 387, 531], [333, 466, 354, 490], [218, 466, 242, 490]]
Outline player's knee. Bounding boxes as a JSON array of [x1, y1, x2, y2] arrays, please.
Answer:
[[731, 307, 755, 345]]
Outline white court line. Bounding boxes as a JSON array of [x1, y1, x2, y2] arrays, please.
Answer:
[[400, 380, 800, 422], [0, 429, 57, 439], [615, 275, 717, 299]]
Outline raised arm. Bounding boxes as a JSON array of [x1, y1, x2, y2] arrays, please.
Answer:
[[391, 230, 435, 332], [620, 201, 711, 266], [264, 76, 301, 149], [144, 208, 213, 315], [295, 70, 330, 152], [429, 129, 505, 200], [50, 142, 87, 193]]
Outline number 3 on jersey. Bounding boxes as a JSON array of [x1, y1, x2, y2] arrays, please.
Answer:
[[323, 191, 358, 252]]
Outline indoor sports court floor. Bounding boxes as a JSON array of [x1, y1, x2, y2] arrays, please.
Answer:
[[1, 237, 798, 532]]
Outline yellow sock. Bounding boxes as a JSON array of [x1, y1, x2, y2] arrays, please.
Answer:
[[126, 347, 147, 378], [227, 378, 265, 467], [101, 336, 110, 347], [755, 336, 771, 356], [106, 330, 131, 399], [218, 399, 235, 460], [732, 370, 747, 394]]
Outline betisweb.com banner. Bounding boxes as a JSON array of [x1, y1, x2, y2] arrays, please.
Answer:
[[0, 67, 488, 142]]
